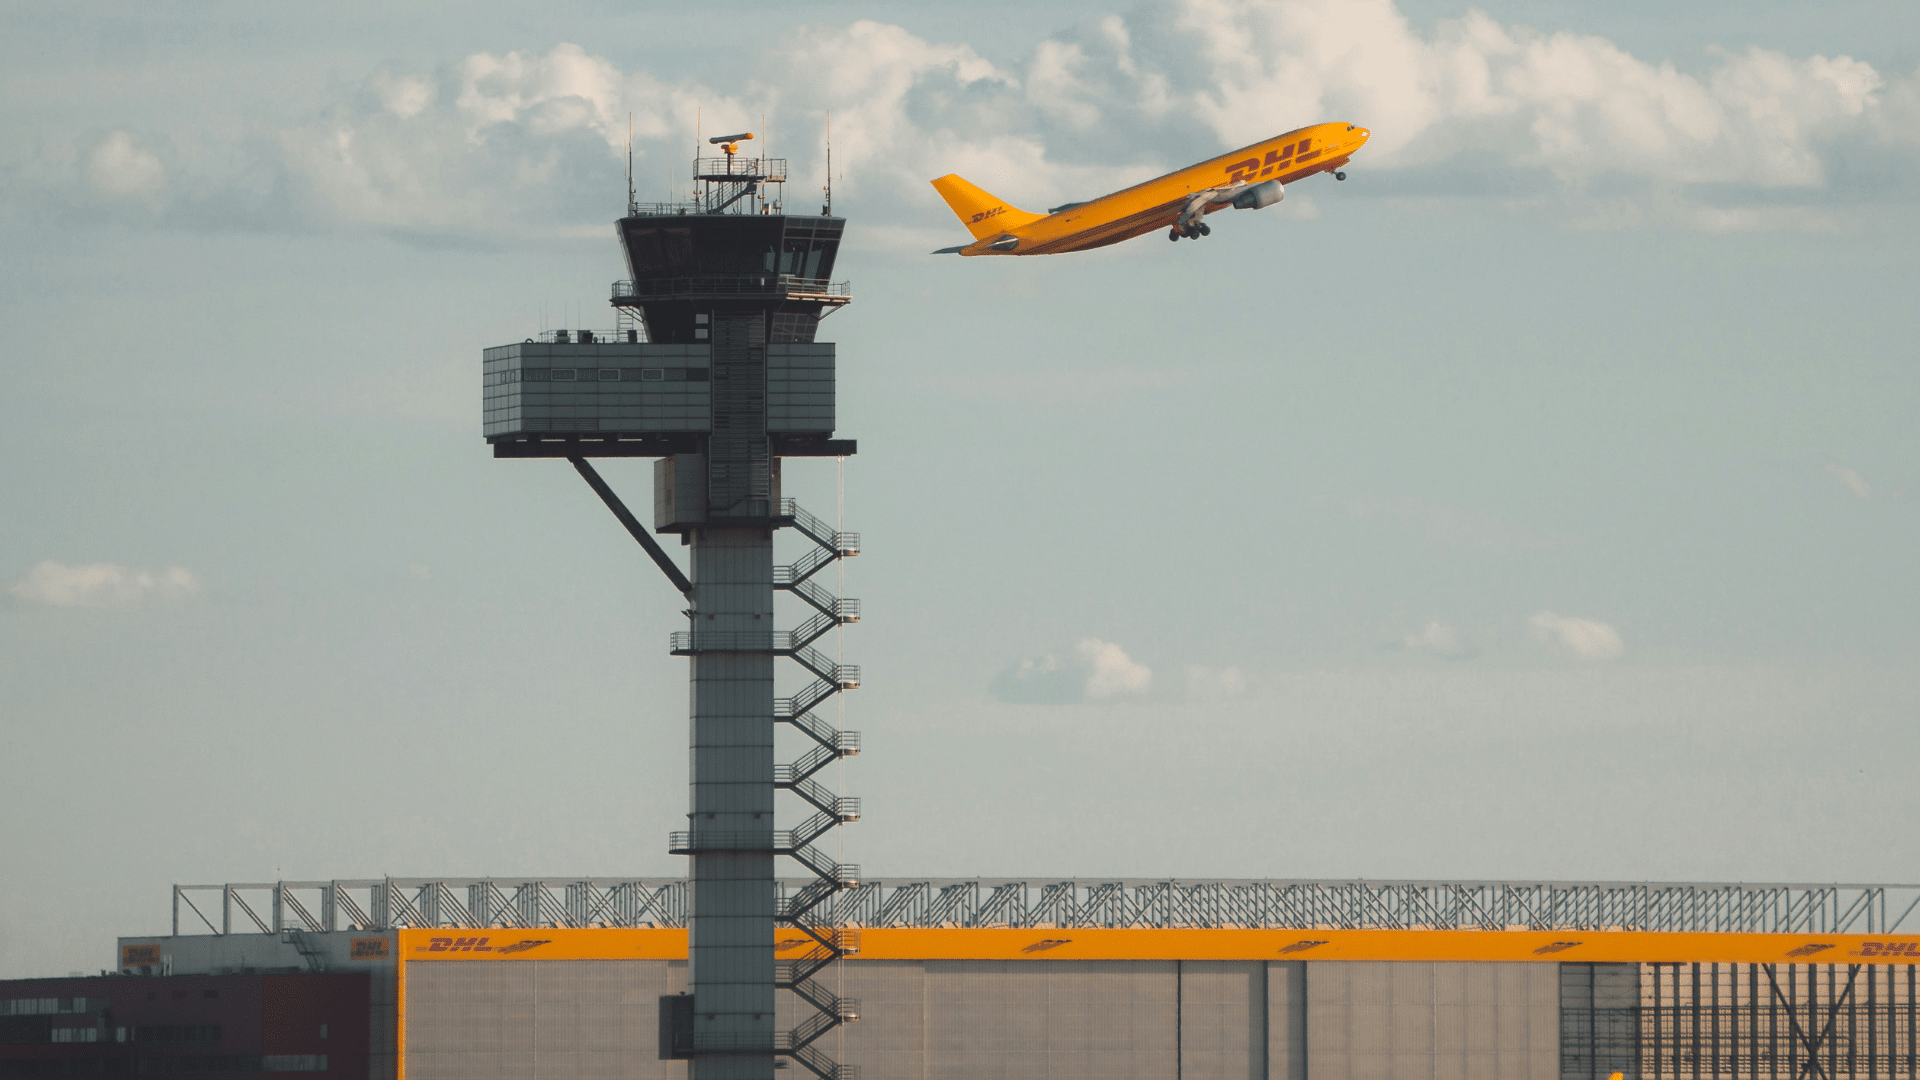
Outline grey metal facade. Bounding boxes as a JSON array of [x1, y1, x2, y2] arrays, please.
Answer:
[[1306, 962, 1559, 1079], [405, 959, 687, 1080], [396, 958, 1553, 1080], [481, 342, 710, 438], [1560, 961, 1920, 1079], [123, 933, 1920, 1079], [479, 341, 833, 440]]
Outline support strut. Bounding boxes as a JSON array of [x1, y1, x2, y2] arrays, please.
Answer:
[[569, 456, 694, 597]]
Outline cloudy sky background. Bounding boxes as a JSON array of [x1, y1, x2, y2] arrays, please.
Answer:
[[2, 0, 1917, 977]]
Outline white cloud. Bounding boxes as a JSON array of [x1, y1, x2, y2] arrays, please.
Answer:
[[85, 132, 167, 200], [1826, 463, 1875, 499], [1081, 639, 1153, 700], [1094, 1, 1907, 216], [1184, 664, 1248, 701], [271, 44, 703, 235], [1528, 610, 1624, 660], [1403, 619, 1472, 658], [20, 1, 1919, 237], [370, 73, 435, 120], [9, 561, 201, 608], [992, 638, 1152, 704]]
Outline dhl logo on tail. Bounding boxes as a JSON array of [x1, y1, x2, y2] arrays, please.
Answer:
[[929, 175, 1045, 240]]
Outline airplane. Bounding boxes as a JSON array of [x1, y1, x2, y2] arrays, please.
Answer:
[[930, 122, 1369, 255]]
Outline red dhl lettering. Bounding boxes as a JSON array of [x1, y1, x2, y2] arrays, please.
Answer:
[[1231, 137, 1319, 183], [1855, 941, 1920, 958], [968, 206, 1006, 224], [424, 936, 494, 953], [414, 936, 551, 956]]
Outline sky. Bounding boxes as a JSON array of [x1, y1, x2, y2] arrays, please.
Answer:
[[2, 0, 1917, 978]]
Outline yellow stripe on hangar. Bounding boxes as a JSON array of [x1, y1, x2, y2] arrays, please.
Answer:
[[398, 927, 1920, 965]]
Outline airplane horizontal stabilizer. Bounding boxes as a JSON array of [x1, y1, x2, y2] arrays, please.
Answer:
[[930, 175, 1045, 240]]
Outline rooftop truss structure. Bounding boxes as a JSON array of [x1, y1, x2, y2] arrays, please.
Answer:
[[171, 879, 1920, 937]]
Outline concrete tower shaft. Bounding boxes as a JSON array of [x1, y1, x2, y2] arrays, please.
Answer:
[[686, 527, 778, 1067]]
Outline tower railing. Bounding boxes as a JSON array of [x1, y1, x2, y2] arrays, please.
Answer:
[[611, 277, 850, 302], [693, 156, 788, 182]]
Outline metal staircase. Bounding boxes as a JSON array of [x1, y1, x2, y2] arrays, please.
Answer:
[[280, 928, 328, 973], [772, 499, 861, 1080], [661, 497, 860, 1078]]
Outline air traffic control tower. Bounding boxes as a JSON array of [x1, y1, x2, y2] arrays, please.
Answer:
[[483, 136, 862, 1080]]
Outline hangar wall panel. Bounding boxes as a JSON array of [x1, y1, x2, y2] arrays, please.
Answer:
[[1267, 962, 1307, 1080], [405, 959, 686, 1080], [924, 960, 1178, 1080], [1307, 962, 1558, 1080], [1182, 962, 1265, 1080]]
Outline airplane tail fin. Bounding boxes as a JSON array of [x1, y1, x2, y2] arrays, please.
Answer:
[[930, 175, 1045, 239]]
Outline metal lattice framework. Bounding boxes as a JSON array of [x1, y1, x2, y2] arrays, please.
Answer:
[[170, 879, 1920, 936]]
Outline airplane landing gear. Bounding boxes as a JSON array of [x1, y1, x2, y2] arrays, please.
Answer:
[[1169, 228, 1180, 241], [1198, 223, 1211, 236], [1335, 170, 1347, 181]]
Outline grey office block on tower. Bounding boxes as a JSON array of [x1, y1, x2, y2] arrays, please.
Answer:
[[482, 342, 835, 439]]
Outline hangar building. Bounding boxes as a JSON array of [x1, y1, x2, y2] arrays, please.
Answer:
[[12, 876, 1907, 1080]]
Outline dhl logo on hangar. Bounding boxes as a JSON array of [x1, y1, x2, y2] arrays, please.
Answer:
[[1853, 941, 1920, 958], [414, 936, 551, 956]]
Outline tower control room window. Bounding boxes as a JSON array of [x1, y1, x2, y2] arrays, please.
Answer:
[[780, 238, 830, 279]]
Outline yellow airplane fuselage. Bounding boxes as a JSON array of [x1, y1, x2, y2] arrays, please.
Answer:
[[932, 122, 1369, 255]]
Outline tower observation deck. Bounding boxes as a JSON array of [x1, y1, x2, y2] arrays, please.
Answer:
[[483, 134, 862, 1080]]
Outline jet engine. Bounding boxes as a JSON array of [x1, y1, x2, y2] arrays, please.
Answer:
[[1230, 180, 1284, 210]]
